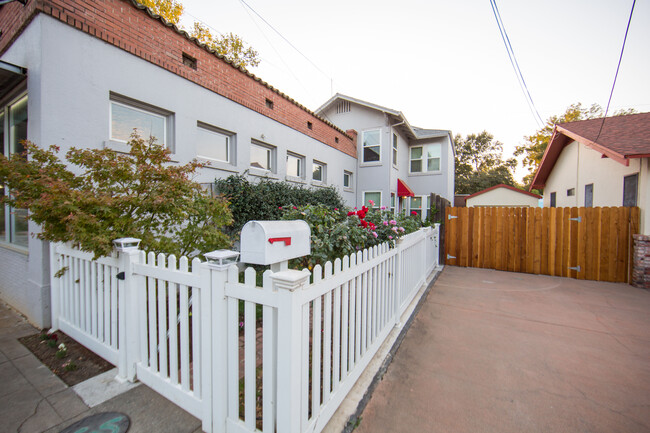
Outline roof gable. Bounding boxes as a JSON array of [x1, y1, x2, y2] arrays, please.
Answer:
[[467, 184, 541, 200], [531, 112, 650, 189]]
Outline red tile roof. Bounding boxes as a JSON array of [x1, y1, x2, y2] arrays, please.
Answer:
[[531, 112, 650, 189], [466, 184, 541, 200]]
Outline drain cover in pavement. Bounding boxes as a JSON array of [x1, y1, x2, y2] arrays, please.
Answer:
[[59, 412, 130, 433]]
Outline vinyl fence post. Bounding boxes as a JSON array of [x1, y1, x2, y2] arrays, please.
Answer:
[[203, 250, 239, 433], [49, 242, 60, 331], [433, 223, 440, 268], [393, 237, 403, 327], [114, 238, 142, 382], [273, 269, 311, 433]]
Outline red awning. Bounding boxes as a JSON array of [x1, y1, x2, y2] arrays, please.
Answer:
[[397, 179, 415, 197]]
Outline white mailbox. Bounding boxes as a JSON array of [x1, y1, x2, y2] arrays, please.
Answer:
[[240, 220, 311, 265]]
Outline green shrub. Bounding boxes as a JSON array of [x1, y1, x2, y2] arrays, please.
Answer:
[[214, 174, 344, 236]]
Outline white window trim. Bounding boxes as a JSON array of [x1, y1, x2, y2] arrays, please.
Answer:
[[361, 128, 382, 166], [409, 144, 442, 175], [392, 132, 398, 168], [286, 151, 306, 183], [250, 139, 277, 175], [409, 195, 426, 220], [196, 121, 235, 166], [343, 170, 353, 192], [1, 90, 29, 251], [363, 190, 382, 209], [107, 92, 175, 153], [312, 160, 326, 185]]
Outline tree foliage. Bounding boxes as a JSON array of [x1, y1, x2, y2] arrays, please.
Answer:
[[190, 23, 260, 69], [0, 134, 232, 259], [454, 131, 517, 195], [138, 0, 184, 24], [515, 103, 637, 187], [135, 0, 260, 69], [213, 174, 345, 237]]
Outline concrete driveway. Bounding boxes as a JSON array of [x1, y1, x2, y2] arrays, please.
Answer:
[[355, 266, 650, 433]]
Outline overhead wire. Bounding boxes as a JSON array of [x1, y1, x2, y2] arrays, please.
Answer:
[[237, 0, 332, 82], [595, 0, 636, 143], [489, 0, 545, 129]]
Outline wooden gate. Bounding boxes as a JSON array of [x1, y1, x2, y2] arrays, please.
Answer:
[[445, 206, 640, 283]]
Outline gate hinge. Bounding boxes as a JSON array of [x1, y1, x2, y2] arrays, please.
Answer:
[[447, 254, 456, 260], [568, 265, 581, 272], [569, 216, 582, 222], [448, 215, 458, 220]]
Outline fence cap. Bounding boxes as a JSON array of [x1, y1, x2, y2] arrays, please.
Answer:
[[204, 250, 240, 269], [113, 238, 141, 252]]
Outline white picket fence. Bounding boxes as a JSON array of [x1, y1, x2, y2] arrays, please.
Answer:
[[50, 225, 440, 433]]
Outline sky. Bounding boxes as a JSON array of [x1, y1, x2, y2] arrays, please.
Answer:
[[177, 0, 650, 182]]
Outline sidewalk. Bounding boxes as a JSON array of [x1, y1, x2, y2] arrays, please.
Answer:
[[0, 301, 202, 433]]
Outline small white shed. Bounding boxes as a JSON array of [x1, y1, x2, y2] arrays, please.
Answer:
[[465, 184, 541, 208]]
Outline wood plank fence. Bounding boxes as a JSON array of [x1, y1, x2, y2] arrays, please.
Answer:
[[445, 206, 640, 283]]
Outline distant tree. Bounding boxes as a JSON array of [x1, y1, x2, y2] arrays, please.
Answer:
[[515, 103, 636, 188], [137, 0, 184, 24], [454, 131, 517, 195], [135, 0, 260, 69], [190, 23, 260, 69]]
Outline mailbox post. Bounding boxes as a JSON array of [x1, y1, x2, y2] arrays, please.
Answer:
[[240, 220, 311, 271]]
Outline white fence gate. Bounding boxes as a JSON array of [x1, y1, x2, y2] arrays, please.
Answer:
[[50, 225, 440, 433]]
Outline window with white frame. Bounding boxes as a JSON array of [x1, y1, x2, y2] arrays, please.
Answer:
[[410, 196, 423, 217], [410, 143, 441, 173], [1, 93, 28, 247], [364, 191, 381, 209], [343, 171, 353, 189], [362, 129, 381, 163], [391, 193, 396, 213], [392, 133, 398, 167], [312, 161, 326, 183], [250, 141, 275, 172], [196, 122, 232, 163], [286, 152, 303, 178], [109, 93, 173, 148]]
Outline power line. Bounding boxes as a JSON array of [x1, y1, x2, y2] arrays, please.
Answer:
[[595, 0, 636, 143], [489, 0, 545, 128], [237, 0, 332, 82]]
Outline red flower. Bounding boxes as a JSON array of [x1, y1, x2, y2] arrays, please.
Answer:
[[357, 211, 366, 219], [347, 211, 356, 217], [293, 206, 298, 210], [368, 222, 376, 230], [278, 206, 282, 210], [360, 220, 368, 228], [50, 333, 58, 341], [334, 208, 338, 211], [411, 211, 417, 216]]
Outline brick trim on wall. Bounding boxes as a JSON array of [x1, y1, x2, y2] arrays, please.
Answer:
[[0, 0, 357, 157], [632, 234, 650, 290]]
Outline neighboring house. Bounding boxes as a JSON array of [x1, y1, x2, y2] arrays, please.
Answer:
[[0, 0, 361, 327], [530, 112, 650, 233], [316, 94, 455, 219], [465, 184, 541, 207]]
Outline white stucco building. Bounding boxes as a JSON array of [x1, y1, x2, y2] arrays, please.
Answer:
[[465, 184, 541, 207], [316, 94, 455, 219], [531, 112, 650, 233]]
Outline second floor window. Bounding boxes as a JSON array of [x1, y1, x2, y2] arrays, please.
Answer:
[[392, 133, 398, 167], [410, 143, 441, 173], [362, 129, 381, 163]]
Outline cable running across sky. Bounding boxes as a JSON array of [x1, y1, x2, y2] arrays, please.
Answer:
[[489, 0, 544, 129]]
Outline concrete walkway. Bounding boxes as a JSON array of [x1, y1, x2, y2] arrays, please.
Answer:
[[355, 266, 650, 433], [0, 301, 201, 433]]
